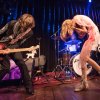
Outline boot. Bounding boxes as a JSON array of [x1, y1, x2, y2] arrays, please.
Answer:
[[26, 86, 34, 95], [24, 80, 34, 95], [74, 80, 89, 92]]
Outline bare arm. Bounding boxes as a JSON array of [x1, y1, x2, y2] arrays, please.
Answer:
[[74, 26, 88, 33]]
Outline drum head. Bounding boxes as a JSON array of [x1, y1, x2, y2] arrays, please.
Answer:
[[72, 54, 92, 76]]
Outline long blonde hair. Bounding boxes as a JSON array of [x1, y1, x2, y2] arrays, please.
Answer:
[[18, 14, 35, 32], [60, 19, 74, 41]]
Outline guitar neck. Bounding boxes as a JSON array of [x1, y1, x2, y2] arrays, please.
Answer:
[[0, 45, 39, 54], [9, 48, 32, 53], [0, 47, 37, 54]]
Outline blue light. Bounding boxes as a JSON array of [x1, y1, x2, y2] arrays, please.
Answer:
[[89, 0, 92, 3]]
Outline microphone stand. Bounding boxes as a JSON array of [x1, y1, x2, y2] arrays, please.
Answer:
[[35, 37, 49, 82], [37, 37, 41, 58], [50, 28, 61, 38], [51, 28, 64, 82], [51, 27, 61, 67]]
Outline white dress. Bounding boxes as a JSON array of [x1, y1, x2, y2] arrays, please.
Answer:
[[73, 15, 100, 51]]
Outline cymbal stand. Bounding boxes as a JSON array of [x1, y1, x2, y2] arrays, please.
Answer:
[[51, 33, 63, 82], [61, 47, 77, 80], [32, 38, 49, 83]]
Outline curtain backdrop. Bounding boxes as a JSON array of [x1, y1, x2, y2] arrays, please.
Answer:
[[0, 0, 100, 71]]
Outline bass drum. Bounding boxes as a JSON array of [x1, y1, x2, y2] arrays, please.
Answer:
[[70, 53, 92, 76]]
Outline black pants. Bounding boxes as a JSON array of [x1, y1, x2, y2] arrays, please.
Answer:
[[9, 52, 32, 88], [0, 56, 10, 80], [0, 44, 32, 89]]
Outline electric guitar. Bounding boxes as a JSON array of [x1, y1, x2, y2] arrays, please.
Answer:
[[0, 45, 39, 54]]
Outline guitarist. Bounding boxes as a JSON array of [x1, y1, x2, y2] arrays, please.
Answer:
[[0, 13, 35, 95]]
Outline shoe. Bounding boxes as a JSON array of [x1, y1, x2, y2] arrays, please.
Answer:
[[74, 81, 89, 92], [26, 87, 34, 95]]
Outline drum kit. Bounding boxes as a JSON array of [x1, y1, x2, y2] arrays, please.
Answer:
[[51, 34, 92, 80]]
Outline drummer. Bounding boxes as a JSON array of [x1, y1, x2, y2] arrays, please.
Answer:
[[60, 15, 100, 92]]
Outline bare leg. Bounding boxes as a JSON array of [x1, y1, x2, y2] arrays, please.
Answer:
[[81, 60, 88, 83], [74, 56, 100, 92], [74, 59, 89, 92], [74, 37, 99, 92]]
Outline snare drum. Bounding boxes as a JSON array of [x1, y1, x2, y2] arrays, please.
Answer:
[[70, 53, 92, 76], [62, 53, 71, 65]]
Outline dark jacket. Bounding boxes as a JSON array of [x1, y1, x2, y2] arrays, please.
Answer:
[[0, 20, 33, 46]]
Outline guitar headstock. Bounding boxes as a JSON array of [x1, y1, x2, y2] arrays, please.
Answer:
[[35, 45, 40, 49], [29, 45, 39, 51]]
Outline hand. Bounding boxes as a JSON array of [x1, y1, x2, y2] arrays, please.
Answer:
[[2, 48, 11, 54]]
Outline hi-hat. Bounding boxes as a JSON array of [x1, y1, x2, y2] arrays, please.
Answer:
[[65, 40, 82, 45], [51, 36, 61, 40]]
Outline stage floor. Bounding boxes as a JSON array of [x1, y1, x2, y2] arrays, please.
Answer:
[[0, 74, 100, 100]]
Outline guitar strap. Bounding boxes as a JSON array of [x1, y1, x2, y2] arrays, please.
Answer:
[[9, 28, 31, 45]]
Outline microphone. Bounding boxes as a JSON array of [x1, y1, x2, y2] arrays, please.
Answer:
[[50, 27, 61, 38]]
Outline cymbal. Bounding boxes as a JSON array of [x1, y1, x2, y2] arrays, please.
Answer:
[[59, 48, 69, 53], [65, 40, 82, 45], [51, 36, 61, 40]]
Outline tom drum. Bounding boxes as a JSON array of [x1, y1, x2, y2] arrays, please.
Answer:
[[70, 53, 92, 76]]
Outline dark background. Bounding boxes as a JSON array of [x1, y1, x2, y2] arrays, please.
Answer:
[[0, 0, 100, 71]]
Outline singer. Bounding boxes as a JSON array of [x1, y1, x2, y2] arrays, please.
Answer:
[[60, 15, 100, 92]]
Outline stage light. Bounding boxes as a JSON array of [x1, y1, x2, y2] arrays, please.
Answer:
[[89, 0, 92, 3]]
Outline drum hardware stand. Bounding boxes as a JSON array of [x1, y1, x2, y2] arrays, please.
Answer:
[[32, 38, 49, 83], [58, 49, 77, 80], [63, 53, 78, 79], [51, 30, 76, 81], [52, 39, 63, 77], [63, 48, 76, 79], [51, 30, 65, 82], [62, 64, 77, 80], [54, 40, 82, 80]]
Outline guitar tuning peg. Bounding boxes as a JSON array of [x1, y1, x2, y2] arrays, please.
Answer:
[[37, 45, 40, 48]]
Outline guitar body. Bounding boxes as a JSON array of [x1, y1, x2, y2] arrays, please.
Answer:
[[0, 43, 7, 50], [0, 43, 39, 60], [0, 43, 7, 60]]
